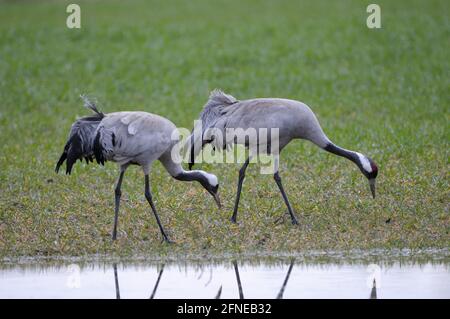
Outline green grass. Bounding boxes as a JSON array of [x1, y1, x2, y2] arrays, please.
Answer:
[[0, 0, 448, 258]]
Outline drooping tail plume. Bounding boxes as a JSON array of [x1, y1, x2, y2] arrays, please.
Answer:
[[80, 94, 104, 117], [55, 95, 105, 174]]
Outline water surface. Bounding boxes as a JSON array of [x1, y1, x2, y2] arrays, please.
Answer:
[[1, 253, 448, 299]]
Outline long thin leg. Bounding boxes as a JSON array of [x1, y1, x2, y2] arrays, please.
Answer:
[[215, 286, 222, 299], [231, 157, 250, 223], [276, 259, 294, 299], [149, 264, 165, 299], [144, 175, 171, 243], [112, 170, 125, 240], [274, 171, 299, 225], [233, 260, 244, 299], [113, 263, 120, 299]]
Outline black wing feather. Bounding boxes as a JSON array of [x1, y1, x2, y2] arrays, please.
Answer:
[[65, 134, 83, 175], [93, 130, 106, 165], [55, 152, 67, 173]]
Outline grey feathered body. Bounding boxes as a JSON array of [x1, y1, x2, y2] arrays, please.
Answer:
[[94, 111, 179, 174], [56, 109, 181, 176], [211, 98, 329, 149], [188, 91, 330, 161]]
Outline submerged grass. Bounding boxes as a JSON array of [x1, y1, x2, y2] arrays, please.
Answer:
[[0, 0, 448, 258]]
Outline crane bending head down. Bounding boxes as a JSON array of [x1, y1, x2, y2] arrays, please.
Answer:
[[55, 95, 221, 242], [186, 90, 378, 224]]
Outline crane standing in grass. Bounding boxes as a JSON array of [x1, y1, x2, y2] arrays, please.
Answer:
[[56, 96, 221, 242], [187, 90, 378, 225]]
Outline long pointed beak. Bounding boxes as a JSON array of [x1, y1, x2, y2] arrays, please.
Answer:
[[213, 193, 221, 209], [369, 178, 376, 199]]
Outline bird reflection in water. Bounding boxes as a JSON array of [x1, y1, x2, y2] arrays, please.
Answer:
[[230, 259, 295, 299], [370, 279, 377, 299], [276, 259, 295, 299], [112, 259, 376, 299], [149, 264, 165, 299], [113, 263, 120, 299], [113, 263, 165, 299]]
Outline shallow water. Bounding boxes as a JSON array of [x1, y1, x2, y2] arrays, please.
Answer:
[[1, 256, 449, 299]]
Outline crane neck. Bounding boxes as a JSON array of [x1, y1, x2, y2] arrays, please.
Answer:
[[173, 169, 218, 188], [159, 151, 218, 185], [323, 142, 362, 170], [174, 170, 204, 182]]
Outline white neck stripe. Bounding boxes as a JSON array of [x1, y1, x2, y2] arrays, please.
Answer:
[[194, 170, 218, 186], [355, 152, 372, 172]]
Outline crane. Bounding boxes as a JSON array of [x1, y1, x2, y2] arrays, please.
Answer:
[[187, 90, 378, 224], [56, 96, 221, 242]]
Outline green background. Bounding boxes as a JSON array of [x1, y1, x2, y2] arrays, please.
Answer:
[[0, 0, 448, 257]]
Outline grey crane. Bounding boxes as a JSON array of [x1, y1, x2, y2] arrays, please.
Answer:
[[187, 90, 378, 224], [55, 96, 221, 242]]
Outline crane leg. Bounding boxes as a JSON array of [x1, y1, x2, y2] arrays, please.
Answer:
[[112, 170, 125, 240], [233, 260, 244, 299], [231, 157, 250, 223], [273, 172, 299, 225], [276, 259, 295, 299], [149, 264, 165, 299], [144, 175, 172, 243], [113, 263, 120, 299]]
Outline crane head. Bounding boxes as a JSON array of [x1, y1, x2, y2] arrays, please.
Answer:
[[198, 171, 221, 208], [362, 157, 378, 199], [207, 184, 221, 209]]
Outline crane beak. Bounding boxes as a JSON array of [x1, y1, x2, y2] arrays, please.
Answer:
[[369, 178, 376, 199], [213, 193, 221, 209], [207, 186, 221, 209]]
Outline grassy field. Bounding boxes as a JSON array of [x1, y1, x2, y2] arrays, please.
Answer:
[[0, 0, 448, 258]]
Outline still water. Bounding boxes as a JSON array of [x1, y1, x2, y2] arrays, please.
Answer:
[[1, 253, 449, 299]]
